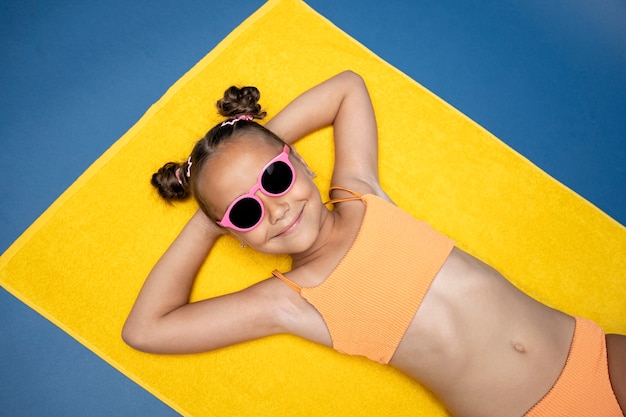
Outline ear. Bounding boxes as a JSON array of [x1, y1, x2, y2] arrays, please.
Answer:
[[290, 147, 317, 179]]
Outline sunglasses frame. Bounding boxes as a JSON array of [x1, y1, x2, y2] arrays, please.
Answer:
[[217, 144, 296, 232]]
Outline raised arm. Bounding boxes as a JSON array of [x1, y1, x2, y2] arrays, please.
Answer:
[[266, 71, 384, 196], [123, 72, 383, 354], [122, 210, 285, 353]]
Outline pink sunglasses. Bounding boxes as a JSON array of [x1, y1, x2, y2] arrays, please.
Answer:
[[217, 145, 296, 232]]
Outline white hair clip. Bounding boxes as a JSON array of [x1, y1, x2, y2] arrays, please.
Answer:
[[186, 156, 193, 177], [221, 114, 253, 127]]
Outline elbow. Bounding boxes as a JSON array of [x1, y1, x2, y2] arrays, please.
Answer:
[[336, 70, 368, 96], [339, 69, 364, 83], [121, 319, 155, 353], [121, 320, 141, 350]]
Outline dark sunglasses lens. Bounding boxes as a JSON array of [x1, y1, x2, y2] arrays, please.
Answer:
[[261, 161, 293, 195], [230, 198, 263, 229]]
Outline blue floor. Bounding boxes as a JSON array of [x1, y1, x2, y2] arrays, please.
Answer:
[[1, 1, 624, 415]]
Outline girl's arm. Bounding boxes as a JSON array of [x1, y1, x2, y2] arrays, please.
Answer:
[[266, 71, 383, 196], [123, 72, 382, 354], [122, 210, 286, 353]]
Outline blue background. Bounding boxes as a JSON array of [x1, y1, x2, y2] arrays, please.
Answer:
[[1, 1, 624, 415]]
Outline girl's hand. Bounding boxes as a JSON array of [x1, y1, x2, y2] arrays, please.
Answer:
[[188, 209, 225, 239]]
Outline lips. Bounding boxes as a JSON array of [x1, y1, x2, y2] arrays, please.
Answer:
[[276, 206, 304, 237]]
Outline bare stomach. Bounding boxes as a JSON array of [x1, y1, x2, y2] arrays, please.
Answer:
[[390, 248, 576, 417]]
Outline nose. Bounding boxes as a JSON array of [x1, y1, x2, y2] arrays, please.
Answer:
[[259, 193, 289, 225]]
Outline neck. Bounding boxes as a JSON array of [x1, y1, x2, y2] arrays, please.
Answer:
[[290, 206, 339, 268]]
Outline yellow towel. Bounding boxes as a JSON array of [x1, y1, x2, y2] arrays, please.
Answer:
[[1, 1, 624, 416]]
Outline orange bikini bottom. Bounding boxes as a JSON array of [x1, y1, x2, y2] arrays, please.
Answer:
[[525, 316, 623, 416]]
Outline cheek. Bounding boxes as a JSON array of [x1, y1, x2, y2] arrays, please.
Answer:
[[238, 175, 322, 252], [291, 167, 322, 200], [230, 227, 263, 244]]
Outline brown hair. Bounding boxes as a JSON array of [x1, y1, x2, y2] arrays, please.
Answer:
[[151, 86, 285, 218]]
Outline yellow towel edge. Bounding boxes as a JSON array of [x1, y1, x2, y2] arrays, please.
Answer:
[[302, 0, 625, 231], [0, 1, 623, 415], [0, 279, 193, 416], [0, 3, 289, 416], [0, 0, 282, 272]]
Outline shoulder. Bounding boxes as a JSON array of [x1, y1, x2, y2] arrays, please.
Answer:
[[247, 275, 313, 331], [330, 178, 395, 205], [253, 273, 334, 346]]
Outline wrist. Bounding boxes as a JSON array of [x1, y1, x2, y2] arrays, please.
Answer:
[[188, 209, 224, 240]]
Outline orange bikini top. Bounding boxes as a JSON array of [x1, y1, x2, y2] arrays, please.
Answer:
[[272, 187, 455, 364]]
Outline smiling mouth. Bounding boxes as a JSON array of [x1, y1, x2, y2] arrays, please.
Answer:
[[275, 205, 304, 237]]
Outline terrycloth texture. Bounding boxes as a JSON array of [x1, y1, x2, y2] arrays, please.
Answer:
[[1, 0, 624, 416]]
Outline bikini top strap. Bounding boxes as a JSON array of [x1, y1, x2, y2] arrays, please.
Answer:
[[325, 186, 365, 205], [272, 270, 302, 294]]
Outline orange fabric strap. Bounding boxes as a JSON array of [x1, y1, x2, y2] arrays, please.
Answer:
[[272, 270, 302, 294], [325, 186, 364, 205]]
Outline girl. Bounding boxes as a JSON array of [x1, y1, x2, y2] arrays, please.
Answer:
[[123, 71, 625, 416]]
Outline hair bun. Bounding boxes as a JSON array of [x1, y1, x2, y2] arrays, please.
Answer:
[[151, 161, 190, 201], [217, 86, 266, 120]]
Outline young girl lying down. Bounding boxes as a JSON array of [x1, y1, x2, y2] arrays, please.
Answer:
[[123, 71, 626, 417]]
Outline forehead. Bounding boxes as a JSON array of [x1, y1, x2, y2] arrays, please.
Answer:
[[198, 137, 284, 210]]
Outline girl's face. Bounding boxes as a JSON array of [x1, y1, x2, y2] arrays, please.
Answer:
[[198, 136, 326, 254]]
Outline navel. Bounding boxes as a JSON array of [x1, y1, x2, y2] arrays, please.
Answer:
[[512, 341, 526, 353]]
